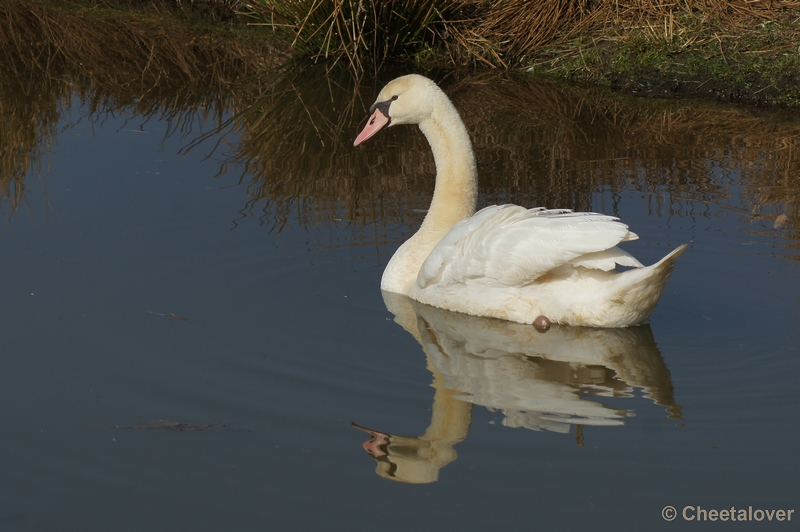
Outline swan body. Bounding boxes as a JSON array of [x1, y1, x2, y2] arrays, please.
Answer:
[[354, 74, 685, 328]]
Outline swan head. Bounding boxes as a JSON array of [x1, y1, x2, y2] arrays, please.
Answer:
[[353, 74, 440, 147]]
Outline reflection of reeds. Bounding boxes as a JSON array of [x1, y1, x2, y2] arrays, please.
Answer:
[[219, 68, 800, 255], [3, 1, 800, 257], [0, 0, 285, 215], [0, 2, 64, 214], [185, 64, 438, 241], [457, 76, 800, 247], [169, 62, 800, 261]]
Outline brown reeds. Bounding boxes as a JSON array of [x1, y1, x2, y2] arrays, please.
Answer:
[[239, 0, 800, 70], [239, 0, 469, 72], [457, 0, 592, 66]]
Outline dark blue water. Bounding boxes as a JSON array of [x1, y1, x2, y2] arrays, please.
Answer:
[[1, 84, 798, 531]]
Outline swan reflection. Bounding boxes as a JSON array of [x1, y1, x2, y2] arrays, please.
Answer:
[[355, 291, 681, 483]]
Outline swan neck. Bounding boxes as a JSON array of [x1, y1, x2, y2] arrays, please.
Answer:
[[418, 104, 478, 232]]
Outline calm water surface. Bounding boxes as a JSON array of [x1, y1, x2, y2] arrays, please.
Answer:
[[1, 71, 799, 531]]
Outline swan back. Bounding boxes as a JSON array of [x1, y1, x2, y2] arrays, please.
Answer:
[[417, 206, 641, 289]]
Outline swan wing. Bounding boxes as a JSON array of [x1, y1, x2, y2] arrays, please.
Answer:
[[418, 205, 640, 289]]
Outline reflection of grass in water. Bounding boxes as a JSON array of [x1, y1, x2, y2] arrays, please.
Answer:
[[216, 68, 800, 255], [2, 0, 800, 258], [0, 0, 282, 215], [0, 1, 66, 214], [450, 75, 800, 246], [0, 75, 58, 215], [186, 63, 437, 241]]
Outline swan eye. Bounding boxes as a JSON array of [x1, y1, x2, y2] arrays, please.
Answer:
[[391, 95, 398, 101]]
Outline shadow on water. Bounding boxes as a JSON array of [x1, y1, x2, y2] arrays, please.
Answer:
[[353, 292, 681, 484]]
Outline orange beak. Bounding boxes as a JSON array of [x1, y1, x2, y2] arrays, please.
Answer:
[[353, 108, 390, 147]]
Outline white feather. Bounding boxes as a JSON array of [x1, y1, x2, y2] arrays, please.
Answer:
[[418, 206, 641, 289], [571, 248, 644, 271]]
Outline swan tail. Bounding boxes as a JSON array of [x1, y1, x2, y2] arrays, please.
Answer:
[[610, 244, 687, 326], [653, 243, 688, 269]]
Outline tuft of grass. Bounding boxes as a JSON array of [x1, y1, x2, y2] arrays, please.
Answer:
[[238, 0, 470, 72]]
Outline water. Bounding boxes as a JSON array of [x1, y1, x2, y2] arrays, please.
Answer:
[[1, 70, 798, 531]]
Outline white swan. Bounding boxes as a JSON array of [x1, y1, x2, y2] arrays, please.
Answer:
[[354, 74, 685, 328]]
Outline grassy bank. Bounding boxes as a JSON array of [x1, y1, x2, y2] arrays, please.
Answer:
[[20, 0, 800, 105], [236, 0, 800, 105], [530, 3, 800, 106]]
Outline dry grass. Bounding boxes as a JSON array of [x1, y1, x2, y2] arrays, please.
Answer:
[[239, 0, 468, 72], [238, 0, 800, 70]]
